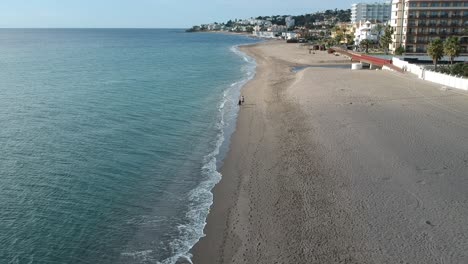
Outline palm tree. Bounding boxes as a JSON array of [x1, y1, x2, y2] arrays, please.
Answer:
[[443, 37, 461, 64], [380, 26, 393, 55], [326, 38, 336, 48], [360, 39, 371, 53], [341, 27, 349, 44], [346, 34, 355, 46], [427, 38, 444, 70], [372, 24, 384, 48], [342, 27, 348, 36], [335, 33, 343, 44]]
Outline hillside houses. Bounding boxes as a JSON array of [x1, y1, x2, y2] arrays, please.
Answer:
[[187, 9, 350, 36]]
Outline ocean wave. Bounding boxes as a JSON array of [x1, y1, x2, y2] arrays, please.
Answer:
[[158, 45, 257, 264], [122, 250, 155, 263]]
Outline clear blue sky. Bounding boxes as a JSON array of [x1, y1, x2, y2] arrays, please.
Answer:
[[0, 0, 355, 28]]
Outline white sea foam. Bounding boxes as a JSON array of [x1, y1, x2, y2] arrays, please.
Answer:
[[121, 250, 154, 262], [158, 45, 257, 264]]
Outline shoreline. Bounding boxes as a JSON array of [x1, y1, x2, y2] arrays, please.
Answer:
[[190, 41, 468, 264], [190, 42, 351, 263]]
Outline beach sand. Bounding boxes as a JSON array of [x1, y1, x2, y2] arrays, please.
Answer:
[[190, 41, 468, 264]]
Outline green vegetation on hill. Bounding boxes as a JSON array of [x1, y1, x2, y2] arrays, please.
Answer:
[[186, 8, 351, 32], [293, 9, 351, 28]]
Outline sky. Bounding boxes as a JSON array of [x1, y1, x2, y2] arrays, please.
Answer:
[[0, 0, 357, 28]]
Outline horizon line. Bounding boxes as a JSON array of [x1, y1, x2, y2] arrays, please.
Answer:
[[0, 27, 189, 30]]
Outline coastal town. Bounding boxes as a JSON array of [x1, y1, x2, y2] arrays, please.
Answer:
[[188, 0, 468, 81], [2, 1, 468, 264]]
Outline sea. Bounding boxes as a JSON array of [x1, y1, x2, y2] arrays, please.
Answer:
[[0, 29, 258, 264]]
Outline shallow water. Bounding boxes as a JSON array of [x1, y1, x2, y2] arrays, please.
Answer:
[[0, 29, 258, 264]]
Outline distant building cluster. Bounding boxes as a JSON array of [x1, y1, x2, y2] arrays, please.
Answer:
[[188, 1, 467, 55], [189, 15, 299, 40]]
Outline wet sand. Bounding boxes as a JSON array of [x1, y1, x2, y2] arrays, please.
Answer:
[[191, 41, 468, 264]]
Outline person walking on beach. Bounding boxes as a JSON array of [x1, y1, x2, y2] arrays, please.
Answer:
[[238, 99, 242, 106], [241, 96, 245, 104]]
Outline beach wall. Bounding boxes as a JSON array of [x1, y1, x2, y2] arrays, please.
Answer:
[[391, 57, 468, 91], [423, 70, 468, 91], [391, 57, 424, 77]]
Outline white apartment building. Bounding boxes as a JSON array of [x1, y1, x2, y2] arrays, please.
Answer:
[[207, 24, 221, 31], [268, 25, 287, 32], [282, 32, 298, 40], [354, 21, 382, 45], [253, 31, 280, 38], [351, 2, 392, 23]]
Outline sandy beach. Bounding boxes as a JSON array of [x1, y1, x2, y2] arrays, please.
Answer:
[[190, 41, 468, 264]]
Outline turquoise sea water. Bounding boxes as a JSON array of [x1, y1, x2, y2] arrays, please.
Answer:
[[0, 29, 258, 263]]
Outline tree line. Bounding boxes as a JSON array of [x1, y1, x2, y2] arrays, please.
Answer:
[[427, 37, 466, 77]]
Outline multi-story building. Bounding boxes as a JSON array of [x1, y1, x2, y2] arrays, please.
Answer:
[[207, 23, 221, 31], [354, 21, 384, 45], [268, 25, 288, 33], [330, 22, 357, 44], [351, 2, 392, 23], [390, 0, 468, 54]]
